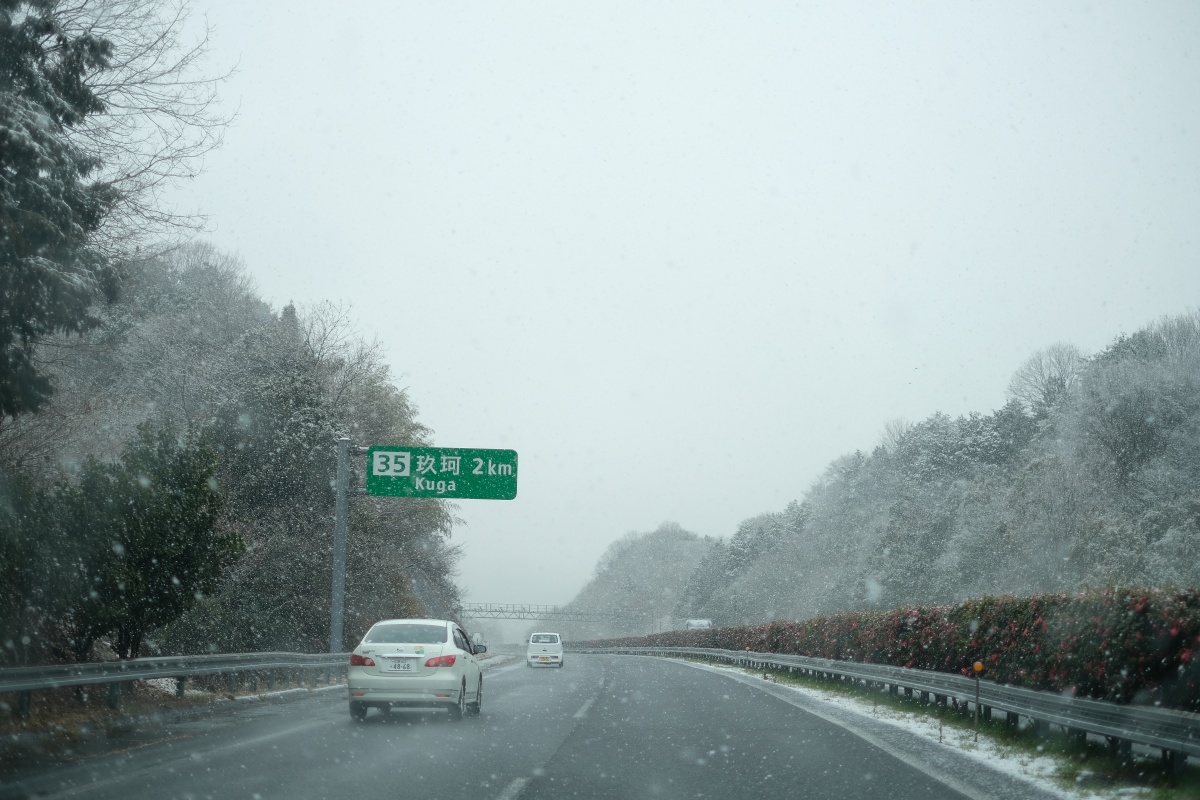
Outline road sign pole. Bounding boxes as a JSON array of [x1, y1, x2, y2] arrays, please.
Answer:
[[330, 437, 350, 653]]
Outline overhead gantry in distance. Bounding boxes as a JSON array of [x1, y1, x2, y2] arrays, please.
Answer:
[[460, 603, 639, 623]]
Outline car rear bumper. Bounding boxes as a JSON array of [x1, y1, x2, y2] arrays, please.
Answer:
[[348, 669, 462, 706], [527, 654, 562, 666]]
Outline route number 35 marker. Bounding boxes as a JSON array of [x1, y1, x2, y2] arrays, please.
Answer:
[[366, 446, 518, 499]]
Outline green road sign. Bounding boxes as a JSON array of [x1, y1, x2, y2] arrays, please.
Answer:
[[366, 447, 518, 499]]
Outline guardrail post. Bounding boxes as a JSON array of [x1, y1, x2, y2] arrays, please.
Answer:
[[1034, 719, 1050, 738], [17, 690, 31, 719], [330, 437, 350, 653], [267, 670, 276, 691], [1162, 750, 1187, 774], [107, 681, 122, 709], [175, 677, 185, 698], [225, 672, 237, 693], [249, 672, 259, 692], [1005, 711, 1019, 729], [1107, 737, 1131, 765]]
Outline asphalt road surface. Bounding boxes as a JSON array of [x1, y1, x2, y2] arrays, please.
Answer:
[[1, 655, 1060, 800]]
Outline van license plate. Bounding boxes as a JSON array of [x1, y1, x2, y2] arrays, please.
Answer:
[[539, 657, 550, 662]]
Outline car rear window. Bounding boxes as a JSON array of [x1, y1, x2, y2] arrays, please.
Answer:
[[531, 634, 559, 643], [363, 623, 447, 644]]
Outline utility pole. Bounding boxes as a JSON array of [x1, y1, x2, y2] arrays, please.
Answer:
[[330, 437, 350, 653]]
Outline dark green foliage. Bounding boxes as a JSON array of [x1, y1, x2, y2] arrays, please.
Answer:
[[0, 470, 76, 664], [61, 425, 240, 659], [0, 424, 239, 664], [0, 0, 121, 416]]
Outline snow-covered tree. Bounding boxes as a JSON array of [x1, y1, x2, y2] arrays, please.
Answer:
[[0, 0, 118, 416], [0, 0, 227, 418]]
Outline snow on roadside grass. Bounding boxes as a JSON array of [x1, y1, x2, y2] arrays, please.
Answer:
[[140, 677, 210, 697], [703, 661, 1150, 800]]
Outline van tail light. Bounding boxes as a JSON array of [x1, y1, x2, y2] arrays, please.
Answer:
[[350, 653, 375, 667], [424, 654, 456, 667]]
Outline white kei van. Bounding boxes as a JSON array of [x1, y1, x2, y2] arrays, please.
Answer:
[[526, 632, 564, 667]]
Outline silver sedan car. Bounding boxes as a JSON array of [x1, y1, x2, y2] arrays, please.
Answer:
[[348, 618, 486, 720]]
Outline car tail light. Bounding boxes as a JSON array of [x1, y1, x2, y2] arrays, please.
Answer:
[[424, 654, 456, 667], [350, 653, 375, 667]]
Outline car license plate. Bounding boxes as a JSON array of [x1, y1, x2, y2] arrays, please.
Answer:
[[539, 657, 550, 662], [389, 659, 412, 671]]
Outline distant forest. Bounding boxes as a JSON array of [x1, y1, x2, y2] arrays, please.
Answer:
[[566, 311, 1200, 637], [0, 244, 461, 664]]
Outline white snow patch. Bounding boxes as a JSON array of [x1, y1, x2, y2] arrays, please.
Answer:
[[139, 677, 209, 697]]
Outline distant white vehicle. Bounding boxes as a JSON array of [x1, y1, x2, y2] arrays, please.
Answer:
[[685, 619, 713, 630], [527, 632, 564, 667]]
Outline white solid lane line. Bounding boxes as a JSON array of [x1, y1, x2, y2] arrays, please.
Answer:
[[572, 698, 594, 719], [495, 777, 528, 800]]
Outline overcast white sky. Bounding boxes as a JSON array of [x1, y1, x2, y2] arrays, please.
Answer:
[[171, 1, 1200, 606]]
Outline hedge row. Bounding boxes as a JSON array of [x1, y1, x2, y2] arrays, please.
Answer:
[[585, 587, 1200, 711]]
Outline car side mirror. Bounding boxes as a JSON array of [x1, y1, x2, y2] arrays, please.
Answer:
[[474, 644, 487, 654]]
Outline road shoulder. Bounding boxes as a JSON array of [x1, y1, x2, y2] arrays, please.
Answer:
[[667, 656, 1075, 800]]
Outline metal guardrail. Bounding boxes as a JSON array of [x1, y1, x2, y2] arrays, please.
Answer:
[[577, 646, 1199, 768], [0, 652, 351, 719]]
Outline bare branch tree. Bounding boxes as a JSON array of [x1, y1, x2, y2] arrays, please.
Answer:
[[57, 0, 234, 253], [879, 417, 913, 453], [1006, 342, 1086, 416]]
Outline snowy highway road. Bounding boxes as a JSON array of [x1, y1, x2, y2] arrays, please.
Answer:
[[1, 656, 1063, 800]]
